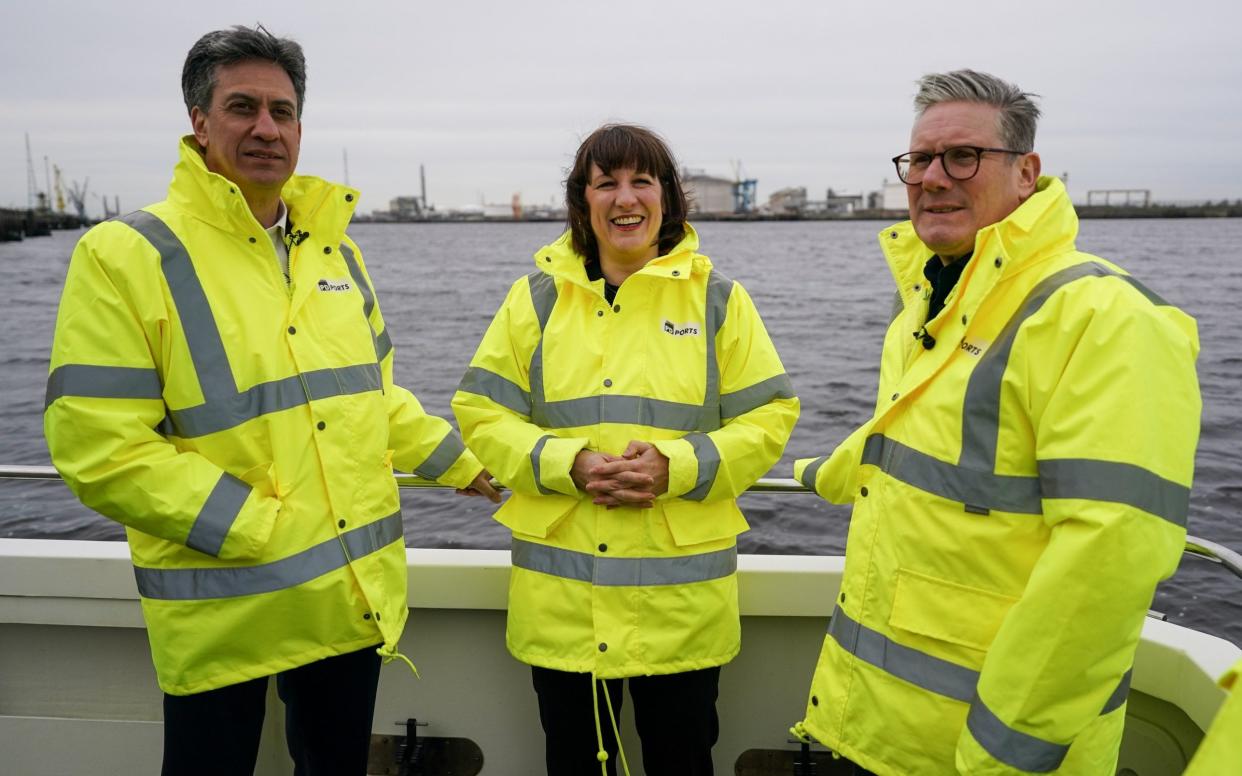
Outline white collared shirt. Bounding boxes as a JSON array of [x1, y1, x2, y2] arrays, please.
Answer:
[[264, 199, 290, 283]]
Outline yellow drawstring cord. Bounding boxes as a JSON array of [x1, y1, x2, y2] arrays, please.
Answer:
[[790, 720, 813, 743], [590, 674, 631, 776], [376, 644, 420, 679]]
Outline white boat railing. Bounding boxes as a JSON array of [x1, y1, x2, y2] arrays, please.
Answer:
[[3, 463, 1240, 581]]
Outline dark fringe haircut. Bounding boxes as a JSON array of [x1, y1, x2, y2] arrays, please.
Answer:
[[564, 124, 689, 263]]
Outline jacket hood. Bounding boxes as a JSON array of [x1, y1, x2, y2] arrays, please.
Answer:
[[879, 176, 1078, 293], [167, 135, 359, 240]]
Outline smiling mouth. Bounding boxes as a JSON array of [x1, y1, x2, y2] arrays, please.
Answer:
[[611, 215, 644, 227], [924, 205, 962, 214], [244, 150, 283, 161]]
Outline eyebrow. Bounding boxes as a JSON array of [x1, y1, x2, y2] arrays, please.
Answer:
[[220, 91, 296, 110]]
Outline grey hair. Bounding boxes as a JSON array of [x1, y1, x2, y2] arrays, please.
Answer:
[[181, 24, 306, 118], [914, 69, 1041, 152]]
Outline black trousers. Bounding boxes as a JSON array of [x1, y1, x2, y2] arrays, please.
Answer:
[[531, 665, 721, 776], [161, 643, 382, 776]]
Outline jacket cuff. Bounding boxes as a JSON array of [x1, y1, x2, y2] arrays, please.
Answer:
[[438, 448, 484, 490], [534, 436, 588, 496], [652, 438, 695, 499], [218, 491, 280, 561]]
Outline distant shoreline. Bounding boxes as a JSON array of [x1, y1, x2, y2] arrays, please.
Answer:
[[352, 203, 1242, 224]]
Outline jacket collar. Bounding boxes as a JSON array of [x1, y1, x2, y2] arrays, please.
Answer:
[[166, 135, 359, 242], [533, 223, 712, 292], [879, 176, 1078, 302]]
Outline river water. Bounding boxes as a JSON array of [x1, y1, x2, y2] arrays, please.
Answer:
[[2, 219, 1239, 646]]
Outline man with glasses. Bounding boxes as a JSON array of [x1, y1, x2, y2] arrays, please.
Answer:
[[791, 70, 1200, 774]]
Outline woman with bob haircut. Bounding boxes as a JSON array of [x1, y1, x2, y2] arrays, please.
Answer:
[[453, 124, 798, 775]]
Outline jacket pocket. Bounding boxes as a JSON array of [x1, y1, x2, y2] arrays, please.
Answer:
[[494, 493, 579, 539], [889, 568, 1018, 652], [662, 499, 750, 548]]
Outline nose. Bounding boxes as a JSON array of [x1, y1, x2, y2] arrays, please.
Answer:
[[921, 154, 953, 191], [251, 107, 280, 141], [615, 181, 638, 207]]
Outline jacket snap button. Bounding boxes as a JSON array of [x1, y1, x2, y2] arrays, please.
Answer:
[[596, 310, 604, 317], [603, 379, 612, 388], [961, 315, 968, 325], [860, 487, 868, 497], [598, 642, 607, 652], [598, 543, 607, 553], [248, 236, 257, 244], [994, 257, 1003, 268], [363, 613, 371, 620], [337, 518, 345, 528], [229, 187, 236, 194], [323, 246, 332, 255], [913, 284, 920, 292], [811, 695, 819, 706], [890, 231, 898, 239], [375, 612, 381, 621], [345, 193, 354, 202], [890, 393, 899, 401], [671, 270, 680, 277], [287, 325, 297, 335], [318, 421, 327, 431], [544, 256, 551, 263], [613, 304, 621, 313]]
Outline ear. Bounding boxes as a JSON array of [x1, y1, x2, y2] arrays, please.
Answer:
[[190, 106, 209, 149], [1017, 151, 1041, 198]]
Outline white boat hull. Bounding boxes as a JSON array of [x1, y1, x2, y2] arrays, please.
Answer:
[[1, 539, 1236, 775]]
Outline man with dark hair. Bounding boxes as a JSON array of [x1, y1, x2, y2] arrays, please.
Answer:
[[45, 24, 497, 775], [791, 69, 1201, 774]]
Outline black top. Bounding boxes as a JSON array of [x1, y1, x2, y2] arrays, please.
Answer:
[[923, 252, 972, 323], [585, 259, 620, 304]]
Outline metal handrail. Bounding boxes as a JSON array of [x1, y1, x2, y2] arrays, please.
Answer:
[[3, 464, 1239, 580]]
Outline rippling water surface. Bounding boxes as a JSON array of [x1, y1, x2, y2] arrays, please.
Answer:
[[2, 219, 1239, 645]]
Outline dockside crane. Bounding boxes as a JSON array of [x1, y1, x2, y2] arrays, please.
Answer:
[[52, 166, 66, 213], [66, 178, 90, 221], [730, 160, 758, 214]]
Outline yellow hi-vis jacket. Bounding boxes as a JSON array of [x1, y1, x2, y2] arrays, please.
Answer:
[[45, 136, 482, 695], [451, 226, 798, 677], [1184, 658, 1242, 775], [792, 177, 1200, 774]]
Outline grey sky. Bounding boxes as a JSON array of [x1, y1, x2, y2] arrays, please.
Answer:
[[4, 0, 1240, 218]]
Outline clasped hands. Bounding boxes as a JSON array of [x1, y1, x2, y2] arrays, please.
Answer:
[[571, 441, 670, 509]]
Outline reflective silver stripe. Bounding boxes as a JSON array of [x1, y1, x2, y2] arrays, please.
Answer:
[[682, 432, 721, 501], [45, 364, 162, 409], [1101, 669, 1132, 714], [340, 243, 385, 361], [340, 243, 375, 321], [512, 538, 736, 586], [967, 693, 1069, 773], [720, 373, 794, 419], [526, 271, 558, 423], [830, 605, 1132, 734], [530, 434, 555, 495], [185, 472, 250, 557], [700, 270, 733, 433], [800, 456, 828, 491], [961, 262, 1119, 471], [134, 511, 403, 600], [1040, 458, 1189, 527], [166, 363, 382, 438], [375, 327, 392, 360], [536, 395, 704, 431], [119, 211, 237, 400], [828, 605, 978, 702], [458, 366, 532, 416], [1117, 275, 1168, 306], [527, 271, 558, 330], [862, 434, 1042, 514], [413, 433, 465, 480]]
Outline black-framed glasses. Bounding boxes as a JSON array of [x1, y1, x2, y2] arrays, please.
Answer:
[[891, 146, 1025, 185]]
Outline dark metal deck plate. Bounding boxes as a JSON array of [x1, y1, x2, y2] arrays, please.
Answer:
[[368, 733, 483, 776]]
